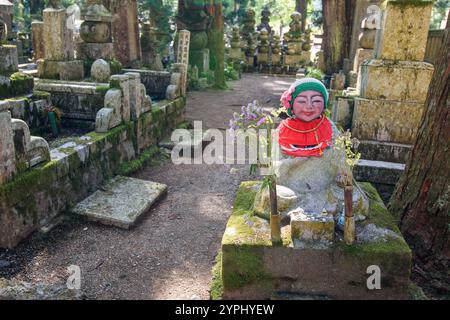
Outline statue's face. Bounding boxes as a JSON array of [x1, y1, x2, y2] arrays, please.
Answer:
[[292, 90, 324, 122]]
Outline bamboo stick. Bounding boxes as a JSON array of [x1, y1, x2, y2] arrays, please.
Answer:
[[344, 182, 355, 245], [269, 175, 281, 244]]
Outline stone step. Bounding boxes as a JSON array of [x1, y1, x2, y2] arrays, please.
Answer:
[[355, 159, 405, 186], [158, 129, 212, 157], [358, 139, 412, 163], [73, 176, 167, 229]]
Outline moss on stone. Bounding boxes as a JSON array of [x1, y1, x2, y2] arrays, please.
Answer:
[[95, 85, 110, 95], [222, 244, 273, 291], [360, 182, 402, 230], [210, 251, 224, 300], [109, 78, 121, 90], [408, 283, 429, 300], [151, 107, 163, 122], [31, 90, 51, 100], [220, 180, 412, 295], [232, 181, 260, 215], [107, 59, 122, 75], [0, 160, 59, 207], [116, 145, 160, 176], [176, 121, 193, 130], [10, 72, 34, 96]]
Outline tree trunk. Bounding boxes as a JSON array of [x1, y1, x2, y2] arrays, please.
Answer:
[[321, 0, 355, 75], [206, 0, 227, 89], [295, 0, 308, 32], [388, 18, 450, 294]]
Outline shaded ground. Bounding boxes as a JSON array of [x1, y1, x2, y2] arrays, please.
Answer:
[[0, 74, 294, 299]]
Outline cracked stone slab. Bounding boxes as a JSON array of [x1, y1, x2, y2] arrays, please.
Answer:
[[73, 176, 167, 229]]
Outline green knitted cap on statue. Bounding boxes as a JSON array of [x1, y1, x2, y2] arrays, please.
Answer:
[[289, 78, 329, 108]]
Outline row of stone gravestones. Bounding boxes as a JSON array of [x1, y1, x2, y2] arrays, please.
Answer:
[[95, 67, 184, 133], [32, 0, 142, 69]]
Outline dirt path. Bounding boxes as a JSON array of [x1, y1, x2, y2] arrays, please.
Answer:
[[0, 74, 295, 299]]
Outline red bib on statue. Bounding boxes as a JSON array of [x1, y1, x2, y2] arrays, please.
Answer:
[[277, 116, 333, 157]]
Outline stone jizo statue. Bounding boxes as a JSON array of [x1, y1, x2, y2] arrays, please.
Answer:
[[254, 78, 369, 221]]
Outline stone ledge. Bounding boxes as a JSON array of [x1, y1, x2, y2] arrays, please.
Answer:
[[358, 139, 412, 163], [355, 159, 405, 186]]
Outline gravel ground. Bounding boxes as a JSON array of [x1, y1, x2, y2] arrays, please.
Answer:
[[0, 74, 295, 300]]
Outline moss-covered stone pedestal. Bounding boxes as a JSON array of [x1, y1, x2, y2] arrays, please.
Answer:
[[215, 181, 412, 300]]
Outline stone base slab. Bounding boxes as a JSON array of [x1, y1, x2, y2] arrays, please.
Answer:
[[352, 97, 424, 144], [358, 59, 434, 103], [159, 129, 212, 157], [37, 60, 84, 81], [74, 176, 167, 229], [257, 53, 268, 64], [229, 48, 242, 60], [284, 54, 303, 66], [77, 42, 114, 61]]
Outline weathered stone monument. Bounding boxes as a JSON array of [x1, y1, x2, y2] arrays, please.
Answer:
[[107, 0, 142, 68], [38, 0, 84, 80], [283, 12, 304, 69], [257, 6, 271, 33], [0, 0, 13, 41], [241, 8, 257, 68], [31, 21, 45, 61], [352, 0, 434, 191], [0, 38, 34, 99], [348, 0, 383, 81], [271, 35, 281, 66], [77, 0, 114, 62], [228, 26, 242, 60], [141, 21, 164, 71], [177, 0, 211, 73], [353, 14, 378, 80], [256, 28, 270, 65], [175, 30, 190, 96]]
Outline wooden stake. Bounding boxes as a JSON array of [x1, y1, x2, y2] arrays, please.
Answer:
[[344, 183, 355, 245], [269, 175, 281, 244]]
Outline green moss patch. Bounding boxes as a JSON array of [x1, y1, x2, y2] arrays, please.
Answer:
[[0, 72, 34, 99], [95, 85, 110, 95], [107, 59, 122, 75], [222, 244, 273, 292], [117, 145, 165, 176], [210, 251, 224, 300], [360, 182, 402, 232]]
